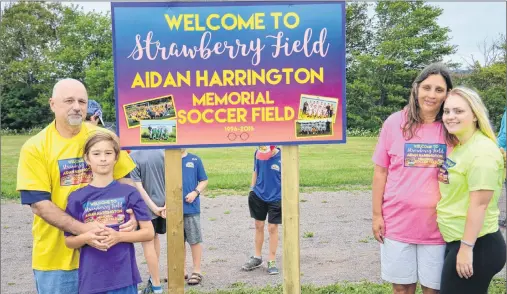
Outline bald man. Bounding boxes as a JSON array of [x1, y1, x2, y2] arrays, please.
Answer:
[[16, 78, 138, 294]]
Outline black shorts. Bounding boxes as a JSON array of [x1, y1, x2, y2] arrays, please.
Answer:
[[248, 191, 282, 224], [151, 216, 166, 235]]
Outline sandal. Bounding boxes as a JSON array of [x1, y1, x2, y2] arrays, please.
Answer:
[[187, 272, 203, 285]]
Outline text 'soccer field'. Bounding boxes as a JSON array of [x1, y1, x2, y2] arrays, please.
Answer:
[[111, 1, 346, 149]]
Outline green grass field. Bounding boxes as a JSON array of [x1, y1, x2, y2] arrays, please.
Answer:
[[3, 135, 506, 293], [1, 135, 377, 199], [184, 278, 506, 294]]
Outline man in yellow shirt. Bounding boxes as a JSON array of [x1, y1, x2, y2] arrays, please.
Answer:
[[16, 78, 138, 294]]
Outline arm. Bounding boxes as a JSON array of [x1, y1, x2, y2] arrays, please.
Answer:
[[372, 165, 388, 243], [133, 181, 163, 215], [456, 190, 494, 279], [102, 220, 154, 248], [250, 171, 257, 190], [196, 179, 208, 194], [64, 227, 107, 250], [461, 190, 493, 246], [31, 200, 90, 236]]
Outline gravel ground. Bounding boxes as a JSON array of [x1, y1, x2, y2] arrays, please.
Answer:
[[1, 190, 505, 294]]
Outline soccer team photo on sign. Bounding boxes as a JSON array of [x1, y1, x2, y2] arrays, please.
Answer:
[[3, 1, 507, 294]]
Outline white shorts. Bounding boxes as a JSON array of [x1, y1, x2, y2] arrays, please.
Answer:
[[380, 237, 445, 290]]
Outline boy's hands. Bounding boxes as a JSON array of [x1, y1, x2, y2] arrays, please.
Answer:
[[83, 226, 109, 251], [102, 227, 122, 248]]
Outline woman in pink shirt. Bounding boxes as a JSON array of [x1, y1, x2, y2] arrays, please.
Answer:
[[372, 62, 454, 294]]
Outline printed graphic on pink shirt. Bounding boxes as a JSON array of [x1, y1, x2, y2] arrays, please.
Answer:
[[404, 143, 446, 168]]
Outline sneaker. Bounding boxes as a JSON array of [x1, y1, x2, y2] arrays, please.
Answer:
[[139, 278, 153, 294], [241, 256, 263, 271], [267, 260, 279, 275]]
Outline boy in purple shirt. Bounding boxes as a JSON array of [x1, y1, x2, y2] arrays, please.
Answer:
[[64, 132, 154, 294]]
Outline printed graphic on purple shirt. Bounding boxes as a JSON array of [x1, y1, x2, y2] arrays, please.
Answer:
[[58, 157, 92, 186], [83, 197, 127, 226], [404, 143, 446, 168], [65, 181, 151, 294], [438, 157, 456, 184]]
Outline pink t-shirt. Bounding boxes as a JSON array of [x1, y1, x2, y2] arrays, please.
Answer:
[[372, 110, 448, 245]]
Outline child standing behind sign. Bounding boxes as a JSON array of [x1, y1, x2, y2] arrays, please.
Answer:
[[181, 149, 208, 286], [64, 132, 154, 294], [129, 149, 167, 294], [242, 145, 282, 275]]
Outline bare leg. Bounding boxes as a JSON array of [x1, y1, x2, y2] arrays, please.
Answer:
[[254, 220, 265, 257], [392, 283, 417, 294], [267, 223, 279, 261], [141, 235, 161, 287]]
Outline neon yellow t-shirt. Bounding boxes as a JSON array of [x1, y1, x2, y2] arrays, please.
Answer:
[[437, 131, 505, 242], [16, 121, 136, 271]]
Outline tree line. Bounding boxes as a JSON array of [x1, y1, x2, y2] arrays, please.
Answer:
[[1, 1, 505, 132]]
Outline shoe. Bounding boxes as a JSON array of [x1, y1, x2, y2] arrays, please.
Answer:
[[139, 278, 153, 294], [267, 260, 279, 275], [241, 256, 263, 271]]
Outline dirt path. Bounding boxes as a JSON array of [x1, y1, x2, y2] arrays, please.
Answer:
[[1, 191, 505, 294]]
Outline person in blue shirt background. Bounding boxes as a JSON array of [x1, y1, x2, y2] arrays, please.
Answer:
[[181, 149, 208, 286], [497, 108, 506, 227], [242, 145, 282, 275], [497, 108, 506, 151]]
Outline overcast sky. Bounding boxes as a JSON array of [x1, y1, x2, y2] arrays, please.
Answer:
[[2, 1, 505, 69]]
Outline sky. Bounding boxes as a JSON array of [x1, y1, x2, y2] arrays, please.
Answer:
[[2, 1, 505, 69]]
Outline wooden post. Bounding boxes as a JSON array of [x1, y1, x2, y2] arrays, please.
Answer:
[[281, 145, 301, 294], [165, 149, 185, 294]]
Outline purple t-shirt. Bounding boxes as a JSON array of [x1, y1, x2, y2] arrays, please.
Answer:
[[64, 181, 151, 294]]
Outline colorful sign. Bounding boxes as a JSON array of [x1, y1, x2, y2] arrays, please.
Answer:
[[111, 1, 346, 149]]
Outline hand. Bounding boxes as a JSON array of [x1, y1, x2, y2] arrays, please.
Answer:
[[456, 245, 474, 279], [185, 191, 198, 203], [151, 205, 166, 218], [83, 227, 108, 251], [102, 227, 122, 248], [119, 208, 137, 232], [372, 215, 385, 244]]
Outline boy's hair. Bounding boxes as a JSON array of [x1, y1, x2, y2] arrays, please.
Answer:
[[84, 131, 121, 160], [444, 86, 497, 146]]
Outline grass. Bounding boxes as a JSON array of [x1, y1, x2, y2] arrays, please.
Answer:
[[303, 231, 314, 238], [184, 278, 507, 294], [1, 135, 377, 199]]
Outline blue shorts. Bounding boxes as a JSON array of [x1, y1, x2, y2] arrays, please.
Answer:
[[33, 269, 78, 294], [33, 270, 137, 294], [101, 285, 138, 294]]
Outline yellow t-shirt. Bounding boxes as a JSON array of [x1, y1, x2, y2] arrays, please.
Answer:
[[16, 121, 136, 271], [437, 131, 505, 242]]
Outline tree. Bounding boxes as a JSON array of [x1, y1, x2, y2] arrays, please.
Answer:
[[0, 2, 115, 129], [346, 0, 457, 130], [0, 1, 63, 129]]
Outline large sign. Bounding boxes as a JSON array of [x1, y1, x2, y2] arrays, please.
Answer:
[[112, 1, 346, 149]]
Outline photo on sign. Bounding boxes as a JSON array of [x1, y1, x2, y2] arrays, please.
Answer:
[[123, 95, 176, 128], [298, 94, 338, 123], [140, 120, 177, 144], [295, 119, 333, 138]]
